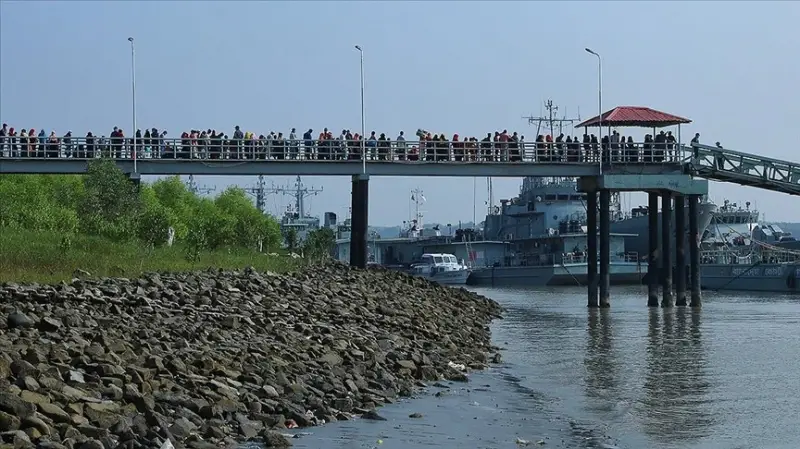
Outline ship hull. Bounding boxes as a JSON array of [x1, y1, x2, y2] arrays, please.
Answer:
[[467, 262, 646, 287], [419, 269, 470, 286], [610, 201, 716, 264], [700, 263, 800, 293]]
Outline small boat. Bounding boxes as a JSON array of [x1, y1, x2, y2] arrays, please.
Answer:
[[409, 253, 470, 285]]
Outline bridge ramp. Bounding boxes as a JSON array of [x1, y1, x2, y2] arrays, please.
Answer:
[[687, 144, 800, 196]]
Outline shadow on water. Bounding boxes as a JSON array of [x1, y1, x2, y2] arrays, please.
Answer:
[[584, 309, 619, 406], [639, 308, 715, 446]]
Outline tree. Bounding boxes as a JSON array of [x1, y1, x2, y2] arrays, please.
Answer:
[[150, 176, 197, 240], [137, 185, 175, 247], [0, 161, 287, 259], [285, 228, 299, 252], [302, 228, 336, 261], [79, 159, 140, 241], [214, 187, 281, 250]]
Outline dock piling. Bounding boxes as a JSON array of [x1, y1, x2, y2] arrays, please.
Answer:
[[661, 192, 674, 307], [599, 190, 611, 308], [587, 191, 599, 308], [675, 195, 687, 306], [647, 192, 660, 307], [688, 194, 702, 307]]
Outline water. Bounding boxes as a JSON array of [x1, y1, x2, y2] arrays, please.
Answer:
[[252, 286, 800, 448]]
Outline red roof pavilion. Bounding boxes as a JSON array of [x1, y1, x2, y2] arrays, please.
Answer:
[[576, 106, 692, 128]]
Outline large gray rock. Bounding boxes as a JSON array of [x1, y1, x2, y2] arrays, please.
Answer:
[[7, 312, 33, 329]]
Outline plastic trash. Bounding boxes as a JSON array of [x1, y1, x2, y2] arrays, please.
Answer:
[[447, 361, 466, 371]]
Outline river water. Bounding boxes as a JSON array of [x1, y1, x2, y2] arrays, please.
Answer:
[[260, 286, 800, 448]]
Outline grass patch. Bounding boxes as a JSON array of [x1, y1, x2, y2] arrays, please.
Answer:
[[0, 228, 303, 284]]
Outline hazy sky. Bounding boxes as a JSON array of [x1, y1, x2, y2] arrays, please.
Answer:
[[2, 1, 799, 225]]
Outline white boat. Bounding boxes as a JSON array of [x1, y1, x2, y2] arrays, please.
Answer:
[[409, 253, 470, 285]]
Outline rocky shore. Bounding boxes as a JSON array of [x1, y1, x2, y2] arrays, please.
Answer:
[[0, 263, 503, 449]]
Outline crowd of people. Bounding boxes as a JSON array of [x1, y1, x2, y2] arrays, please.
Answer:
[[0, 123, 689, 163]]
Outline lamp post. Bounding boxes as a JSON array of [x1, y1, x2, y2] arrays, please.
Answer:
[[585, 47, 602, 174], [128, 37, 138, 173], [355, 45, 366, 174]]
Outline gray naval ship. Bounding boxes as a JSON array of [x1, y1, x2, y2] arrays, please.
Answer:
[[465, 176, 717, 286], [330, 177, 716, 287], [699, 200, 800, 293]]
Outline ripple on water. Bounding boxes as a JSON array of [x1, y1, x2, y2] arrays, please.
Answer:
[[473, 285, 800, 449]]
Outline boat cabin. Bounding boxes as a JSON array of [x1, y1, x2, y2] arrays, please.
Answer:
[[505, 232, 639, 267]]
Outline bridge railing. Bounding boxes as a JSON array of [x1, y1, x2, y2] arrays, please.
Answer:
[[478, 251, 642, 268], [0, 136, 688, 165], [700, 248, 800, 265]]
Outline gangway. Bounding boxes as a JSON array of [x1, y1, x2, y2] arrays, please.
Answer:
[[686, 143, 800, 196]]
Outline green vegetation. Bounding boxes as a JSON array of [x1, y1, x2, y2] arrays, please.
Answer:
[[0, 159, 336, 283]]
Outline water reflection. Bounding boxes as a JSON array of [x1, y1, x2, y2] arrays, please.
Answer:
[[584, 308, 619, 406], [640, 309, 715, 445]]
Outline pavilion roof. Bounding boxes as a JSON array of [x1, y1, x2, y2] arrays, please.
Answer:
[[576, 106, 692, 128]]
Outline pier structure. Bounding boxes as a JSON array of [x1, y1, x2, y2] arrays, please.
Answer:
[[4, 106, 800, 308], [578, 175, 707, 308], [574, 108, 707, 308]]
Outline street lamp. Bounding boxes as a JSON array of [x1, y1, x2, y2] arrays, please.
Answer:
[[585, 47, 602, 174], [128, 37, 138, 173], [354, 45, 366, 174]]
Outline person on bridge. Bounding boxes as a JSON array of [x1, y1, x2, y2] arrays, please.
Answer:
[[289, 128, 298, 160], [0, 123, 6, 157], [395, 131, 406, 160]]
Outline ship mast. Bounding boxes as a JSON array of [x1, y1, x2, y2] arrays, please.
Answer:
[[185, 175, 216, 196], [269, 176, 323, 218], [245, 175, 268, 213], [523, 99, 580, 143], [522, 99, 581, 184], [486, 178, 494, 217], [410, 187, 425, 229]]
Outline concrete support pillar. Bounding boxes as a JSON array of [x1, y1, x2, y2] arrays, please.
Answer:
[[349, 174, 369, 268], [128, 173, 142, 190], [599, 190, 611, 308], [587, 191, 598, 308], [688, 194, 702, 308], [675, 195, 687, 306], [661, 192, 674, 308], [647, 192, 660, 307]]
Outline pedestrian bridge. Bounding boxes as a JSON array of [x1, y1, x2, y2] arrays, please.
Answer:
[[1, 137, 798, 195]]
